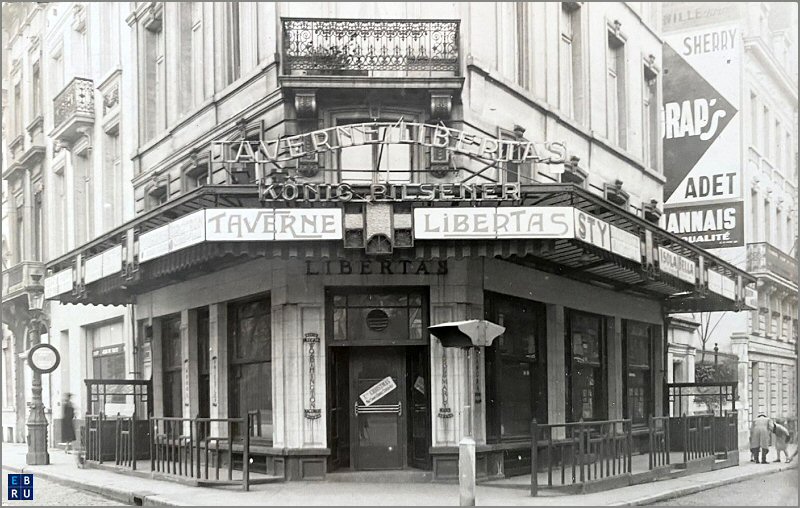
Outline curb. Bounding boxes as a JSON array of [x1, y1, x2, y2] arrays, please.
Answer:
[[612, 463, 798, 506], [2, 463, 184, 506]]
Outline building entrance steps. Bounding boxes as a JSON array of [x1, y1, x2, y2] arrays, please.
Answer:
[[2, 443, 796, 506]]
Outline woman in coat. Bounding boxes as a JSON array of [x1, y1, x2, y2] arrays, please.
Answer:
[[750, 414, 772, 464], [61, 393, 76, 451]]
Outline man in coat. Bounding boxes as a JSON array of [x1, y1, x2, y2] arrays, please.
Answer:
[[750, 413, 771, 464]]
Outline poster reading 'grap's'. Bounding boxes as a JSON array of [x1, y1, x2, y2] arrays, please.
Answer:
[[662, 4, 744, 249]]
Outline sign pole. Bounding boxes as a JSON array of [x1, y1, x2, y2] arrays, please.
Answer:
[[25, 312, 50, 465], [459, 347, 476, 506]]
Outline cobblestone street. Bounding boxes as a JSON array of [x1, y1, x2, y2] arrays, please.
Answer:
[[2, 469, 126, 506], [650, 469, 799, 506]]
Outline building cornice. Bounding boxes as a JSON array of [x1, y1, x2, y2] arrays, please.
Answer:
[[744, 37, 799, 102]]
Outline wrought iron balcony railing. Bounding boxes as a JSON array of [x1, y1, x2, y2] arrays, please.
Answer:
[[746, 242, 797, 282], [281, 18, 460, 76], [52, 77, 94, 143]]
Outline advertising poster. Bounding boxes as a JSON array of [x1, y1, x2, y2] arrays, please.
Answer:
[[662, 5, 744, 248]]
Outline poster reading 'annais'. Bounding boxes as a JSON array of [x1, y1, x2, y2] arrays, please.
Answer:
[[662, 14, 744, 249]]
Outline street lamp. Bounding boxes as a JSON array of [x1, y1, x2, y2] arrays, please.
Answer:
[[429, 319, 505, 507], [25, 290, 50, 465]]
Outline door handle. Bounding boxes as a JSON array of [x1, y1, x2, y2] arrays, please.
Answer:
[[354, 402, 403, 415]]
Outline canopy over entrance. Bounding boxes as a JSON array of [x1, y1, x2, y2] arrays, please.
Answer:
[[44, 183, 755, 313]]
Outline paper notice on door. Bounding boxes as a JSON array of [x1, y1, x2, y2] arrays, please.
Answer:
[[359, 376, 397, 406], [413, 376, 425, 395]]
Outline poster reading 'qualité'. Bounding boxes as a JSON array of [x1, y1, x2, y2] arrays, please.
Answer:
[[661, 4, 744, 249]]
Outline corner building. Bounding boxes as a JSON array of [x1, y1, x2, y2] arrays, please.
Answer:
[[42, 2, 752, 481]]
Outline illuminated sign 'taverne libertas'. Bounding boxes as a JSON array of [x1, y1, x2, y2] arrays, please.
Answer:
[[213, 121, 568, 165]]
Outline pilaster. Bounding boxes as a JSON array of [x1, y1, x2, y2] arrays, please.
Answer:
[[208, 303, 228, 436]]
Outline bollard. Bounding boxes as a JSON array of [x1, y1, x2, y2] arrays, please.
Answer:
[[459, 437, 476, 506]]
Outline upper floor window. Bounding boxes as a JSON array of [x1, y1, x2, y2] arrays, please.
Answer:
[[13, 82, 22, 137], [31, 63, 41, 119], [774, 119, 782, 165], [223, 2, 242, 86], [147, 183, 169, 210], [33, 190, 43, 261], [762, 105, 770, 157], [178, 2, 203, 115], [50, 47, 64, 93], [750, 92, 759, 148], [643, 61, 659, 171], [103, 132, 123, 231], [15, 202, 24, 263], [143, 13, 166, 141], [336, 118, 413, 184], [560, 2, 584, 123], [606, 25, 627, 149], [500, 128, 531, 184]]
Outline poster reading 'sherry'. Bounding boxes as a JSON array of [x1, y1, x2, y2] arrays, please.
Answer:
[[662, 12, 744, 249]]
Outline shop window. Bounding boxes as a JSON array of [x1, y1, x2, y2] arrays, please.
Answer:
[[484, 292, 547, 442], [566, 310, 607, 422], [336, 118, 413, 184], [88, 320, 126, 405], [623, 320, 653, 426], [228, 295, 272, 440], [161, 315, 183, 417]]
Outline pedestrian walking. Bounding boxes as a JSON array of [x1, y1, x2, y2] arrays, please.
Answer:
[[750, 413, 771, 464], [61, 392, 76, 452], [771, 419, 791, 463]]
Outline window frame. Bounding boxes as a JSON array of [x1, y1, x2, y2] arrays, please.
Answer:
[[622, 320, 655, 426], [606, 24, 627, 150], [160, 314, 183, 417], [559, 2, 584, 123], [227, 293, 272, 442], [484, 291, 548, 443], [325, 107, 425, 184], [565, 309, 608, 422]]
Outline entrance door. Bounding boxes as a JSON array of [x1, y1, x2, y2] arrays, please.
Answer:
[[350, 347, 406, 470]]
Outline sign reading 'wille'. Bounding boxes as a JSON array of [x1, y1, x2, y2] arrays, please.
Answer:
[[213, 121, 568, 165]]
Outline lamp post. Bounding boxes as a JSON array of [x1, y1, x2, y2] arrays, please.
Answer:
[[25, 290, 49, 465], [713, 343, 719, 368], [429, 320, 505, 507]]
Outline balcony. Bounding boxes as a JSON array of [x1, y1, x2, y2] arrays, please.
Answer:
[[1, 261, 45, 306], [281, 18, 461, 89], [746, 242, 797, 283], [51, 77, 95, 146]]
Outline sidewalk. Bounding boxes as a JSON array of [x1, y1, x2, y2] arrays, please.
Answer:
[[2, 443, 796, 506]]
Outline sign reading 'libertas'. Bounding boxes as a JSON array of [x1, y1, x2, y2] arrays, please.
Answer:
[[213, 121, 568, 165]]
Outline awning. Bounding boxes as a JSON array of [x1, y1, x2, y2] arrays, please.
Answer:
[[45, 183, 756, 312]]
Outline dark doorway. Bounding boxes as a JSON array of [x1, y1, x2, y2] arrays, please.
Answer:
[[326, 287, 431, 471]]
